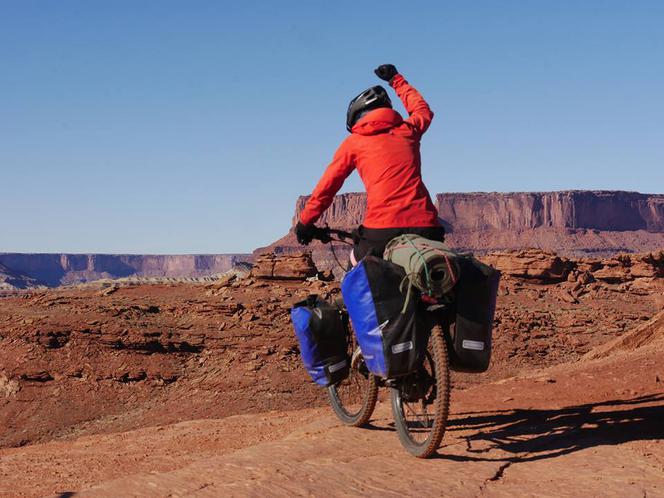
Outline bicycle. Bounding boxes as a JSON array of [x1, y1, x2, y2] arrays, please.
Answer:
[[310, 226, 452, 459]]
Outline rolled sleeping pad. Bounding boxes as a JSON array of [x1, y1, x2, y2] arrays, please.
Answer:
[[383, 234, 460, 297]]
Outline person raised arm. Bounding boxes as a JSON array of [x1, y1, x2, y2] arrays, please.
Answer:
[[375, 64, 434, 135]]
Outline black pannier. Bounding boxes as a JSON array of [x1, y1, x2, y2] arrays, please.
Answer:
[[290, 295, 350, 386], [448, 256, 501, 373]]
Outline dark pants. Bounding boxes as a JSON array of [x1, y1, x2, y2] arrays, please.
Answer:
[[352, 225, 446, 262]]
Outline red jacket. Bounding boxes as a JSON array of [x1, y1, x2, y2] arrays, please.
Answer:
[[299, 74, 439, 229]]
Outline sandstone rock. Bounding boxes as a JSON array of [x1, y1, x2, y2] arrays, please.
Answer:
[[252, 253, 318, 280], [0, 374, 20, 398], [593, 260, 630, 283], [100, 285, 118, 296], [577, 260, 602, 273], [291, 191, 664, 233], [212, 274, 236, 288], [577, 271, 595, 285], [481, 249, 573, 282], [629, 251, 664, 278], [0, 266, 662, 461], [437, 191, 664, 232], [20, 370, 53, 382], [585, 310, 664, 359], [558, 290, 579, 304], [260, 191, 664, 274]]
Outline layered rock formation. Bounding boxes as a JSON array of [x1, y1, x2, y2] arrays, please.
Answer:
[[436, 191, 664, 232], [0, 253, 251, 289], [0, 263, 42, 290], [483, 249, 664, 284], [291, 193, 366, 228], [264, 191, 664, 271], [251, 253, 318, 280], [290, 190, 664, 232], [584, 310, 664, 359]]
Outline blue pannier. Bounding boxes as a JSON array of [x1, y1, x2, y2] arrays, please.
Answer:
[[341, 256, 428, 378], [291, 295, 350, 386]]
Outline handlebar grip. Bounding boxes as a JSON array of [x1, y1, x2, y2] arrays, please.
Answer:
[[311, 226, 332, 243], [329, 228, 353, 240], [308, 226, 353, 244]]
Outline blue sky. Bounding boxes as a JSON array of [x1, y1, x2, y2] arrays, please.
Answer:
[[1, 1, 663, 253]]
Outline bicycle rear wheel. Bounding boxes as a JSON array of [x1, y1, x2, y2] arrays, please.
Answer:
[[390, 323, 451, 458], [327, 330, 378, 427]]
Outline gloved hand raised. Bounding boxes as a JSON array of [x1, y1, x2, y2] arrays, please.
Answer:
[[295, 222, 316, 245], [374, 64, 398, 82]]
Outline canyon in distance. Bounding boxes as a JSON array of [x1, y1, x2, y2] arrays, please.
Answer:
[[2, 190, 664, 290]]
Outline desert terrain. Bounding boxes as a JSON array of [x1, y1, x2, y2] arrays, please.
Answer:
[[0, 249, 662, 496], [3, 191, 663, 291]]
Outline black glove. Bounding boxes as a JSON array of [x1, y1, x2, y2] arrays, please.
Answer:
[[374, 64, 398, 82], [295, 222, 316, 245]]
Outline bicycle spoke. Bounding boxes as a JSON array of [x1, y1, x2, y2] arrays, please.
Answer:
[[390, 323, 451, 457], [402, 399, 432, 435], [328, 321, 378, 427]]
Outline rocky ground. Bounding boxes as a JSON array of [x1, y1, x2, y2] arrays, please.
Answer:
[[0, 249, 662, 497]]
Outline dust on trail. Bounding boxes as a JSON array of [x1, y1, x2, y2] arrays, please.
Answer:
[[3, 335, 663, 498]]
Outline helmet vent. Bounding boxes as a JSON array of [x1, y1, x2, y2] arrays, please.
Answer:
[[346, 85, 392, 132]]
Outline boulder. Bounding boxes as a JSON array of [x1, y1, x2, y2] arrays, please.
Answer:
[[576, 271, 595, 285], [592, 262, 630, 283], [628, 251, 664, 278], [481, 249, 573, 282], [252, 253, 318, 280]]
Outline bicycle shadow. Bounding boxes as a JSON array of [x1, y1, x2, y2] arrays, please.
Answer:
[[437, 392, 664, 462]]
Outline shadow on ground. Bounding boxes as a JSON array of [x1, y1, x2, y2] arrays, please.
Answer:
[[440, 393, 664, 462]]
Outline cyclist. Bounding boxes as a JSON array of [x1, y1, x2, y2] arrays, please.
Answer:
[[295, 64, 443, 264]]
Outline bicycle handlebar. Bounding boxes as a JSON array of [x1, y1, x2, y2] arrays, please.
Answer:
[[310, 226, 353, 244]]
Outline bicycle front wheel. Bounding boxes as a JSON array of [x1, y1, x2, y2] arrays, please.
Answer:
[[390, 323, 451, 458], [327, 333, 378, 427]]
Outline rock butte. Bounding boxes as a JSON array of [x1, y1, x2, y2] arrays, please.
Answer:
[[259, 190, 664, 272]]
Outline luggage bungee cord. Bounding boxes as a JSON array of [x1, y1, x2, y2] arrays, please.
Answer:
[[397, 238, 431, 314], [386, 237, 459, 314]]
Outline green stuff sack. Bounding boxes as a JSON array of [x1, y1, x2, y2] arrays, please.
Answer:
[[384, 234, 460, 299]]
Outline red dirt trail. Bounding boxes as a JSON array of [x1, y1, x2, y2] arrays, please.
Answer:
[[2, 336, 662, 497]]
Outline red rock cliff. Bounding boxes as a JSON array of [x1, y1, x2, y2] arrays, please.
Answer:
[[264, 191, 664, 270], [293, 191, 664, 232], [436, 191, 664, 232], [292, 193, 366, 228]]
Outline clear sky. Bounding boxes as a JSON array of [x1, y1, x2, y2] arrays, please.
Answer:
[[1, 1, 663, 254]]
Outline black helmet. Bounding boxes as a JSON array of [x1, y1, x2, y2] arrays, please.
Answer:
[[346, 85, 392, 132]]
